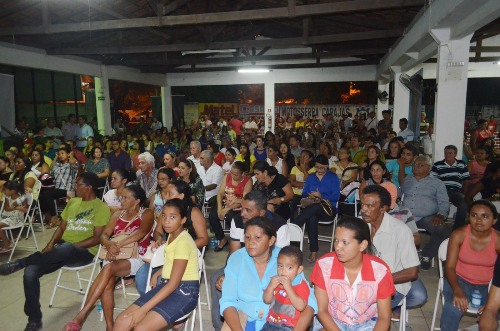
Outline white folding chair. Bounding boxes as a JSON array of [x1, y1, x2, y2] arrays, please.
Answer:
[[100, 178, 110, 200], [2, 180, 42, 261], [318, 200, 340, 252], [145, 245, 204, 331], [49, 256, 101, 310], [199, 246, 211, 310], [287, 222, 304, 251], [390, 296, 408, 331]]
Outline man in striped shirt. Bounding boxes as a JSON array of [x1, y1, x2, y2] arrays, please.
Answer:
[[431, 145, 470, 230]]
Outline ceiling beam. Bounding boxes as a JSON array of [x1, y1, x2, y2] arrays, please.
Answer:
[[141, 59, 378, 73], [162, 0, 191, 15], [0, 0, 423, 35], [120, 47, 387, 66], [48, 29, 401, 55], [73, 0, 171, 40], [377, 0, 500, 81]]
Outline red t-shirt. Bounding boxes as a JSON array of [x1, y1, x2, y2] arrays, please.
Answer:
[[266, 279, 310, 327], [229, 119, 243, 135]]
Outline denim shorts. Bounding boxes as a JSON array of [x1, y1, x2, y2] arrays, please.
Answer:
[[134, 280, 199, 323], [261, 321, 294, 331]]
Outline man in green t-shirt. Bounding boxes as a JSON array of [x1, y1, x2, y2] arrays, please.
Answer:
[[0, 172, 111, 331]]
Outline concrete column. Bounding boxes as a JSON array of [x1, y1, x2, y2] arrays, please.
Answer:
[[95, 66, 112, 135], [431, 28, 473, 160], [264, 82, 275, 133], [376, 81, 390, 120], [161, 80, 173, 130], [391, 66, 410, 131]]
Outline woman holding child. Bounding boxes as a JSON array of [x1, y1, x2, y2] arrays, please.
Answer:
[[220, 218, 316, 331], [311, 216, 395, 331]]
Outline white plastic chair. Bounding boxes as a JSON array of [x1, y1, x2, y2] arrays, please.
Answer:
[[49, 256, 101, 310], [287, 222, 304, 251], [430, 238, 450, 330], [145, 244, 204, 331], [1, 179, 42, 261], [390, 296, 408, 331], [318, 200, 340, 252]]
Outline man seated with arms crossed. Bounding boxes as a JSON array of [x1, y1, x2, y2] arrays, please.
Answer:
[[401, 155, 450, 270], [211, 191, 317, 331], [0, 172, 110, 331], [360, 185, 427, 327]]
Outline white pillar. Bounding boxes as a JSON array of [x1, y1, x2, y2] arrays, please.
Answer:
[[391, 66, 410, 131], [376, 81, 390, 120], [161, 81, 173, 130], [431, 28, 473, 161], [264, 82, 275, 133], [95, 66, 112, 135]]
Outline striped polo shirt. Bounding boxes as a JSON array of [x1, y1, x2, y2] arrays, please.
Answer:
[[431, 159, 470, 192]]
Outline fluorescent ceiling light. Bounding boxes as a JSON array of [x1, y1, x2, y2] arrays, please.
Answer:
[[182, 49, 236, 56], [238, 68, 270, 73]]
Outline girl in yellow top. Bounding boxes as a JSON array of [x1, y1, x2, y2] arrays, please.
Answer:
[[114, 198, 199, 331], [236, 142, 257, 174]]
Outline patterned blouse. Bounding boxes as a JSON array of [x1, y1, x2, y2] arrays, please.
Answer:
[[85, 158, 110, 176], [189, 176, 205, 208]]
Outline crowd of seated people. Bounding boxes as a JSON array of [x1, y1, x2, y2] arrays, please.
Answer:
[[0, 110, 499, 331]]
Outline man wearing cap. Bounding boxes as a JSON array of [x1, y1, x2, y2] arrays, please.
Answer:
[[401, 155, 450, 270], [386, 144, 418, 189]]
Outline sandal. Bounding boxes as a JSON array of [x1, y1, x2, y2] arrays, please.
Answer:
[[115, 277, 135, 290], [63, 321, 81, 331]]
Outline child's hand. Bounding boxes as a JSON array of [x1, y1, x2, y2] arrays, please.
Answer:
[[269, 276, 282, 289], [279, 276, 293, 291]]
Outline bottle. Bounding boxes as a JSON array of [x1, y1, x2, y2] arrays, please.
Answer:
[[97, 299, 103, 313], [470, 289, 482, 309], [209, 238, 217, 249]]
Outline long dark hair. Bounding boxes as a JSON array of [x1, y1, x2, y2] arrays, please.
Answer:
[[239, 142, 251, 172], [13, 156, 33, 187], [181, 159, 199, 183], [168, 180, 196, 236]]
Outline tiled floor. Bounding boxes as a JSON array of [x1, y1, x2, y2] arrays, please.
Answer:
[[0, 224, 491, 331]]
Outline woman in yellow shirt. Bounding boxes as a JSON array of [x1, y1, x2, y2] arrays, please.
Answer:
[[114, 198, 199, 331]]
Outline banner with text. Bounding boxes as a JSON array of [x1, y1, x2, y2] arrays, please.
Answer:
[[238, 104, 375, 119]]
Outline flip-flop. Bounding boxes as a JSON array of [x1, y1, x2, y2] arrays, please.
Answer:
[[63, 321, 81, 331], [115, 278, 135, 290]]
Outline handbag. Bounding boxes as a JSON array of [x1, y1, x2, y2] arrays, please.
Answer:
[[98, 220, 139, 260], [300, 197, 320, 208], [300, 195, 334, 217]]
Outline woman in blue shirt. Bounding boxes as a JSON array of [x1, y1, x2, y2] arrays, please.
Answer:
[[291, 155, 340, 263], [220, 217, 316, 331]]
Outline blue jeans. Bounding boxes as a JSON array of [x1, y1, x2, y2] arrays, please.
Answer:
[[440, 275, 489, 331], [134, 262, 161, 296], [311, 316, 377, 331], [391, 278, 428, 312], [261, 321, 293, 331], [211, 267, 225, 331], [134, 280, 199, 323], [416, 216, 451, 259], [23, 242, 94, 323]]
